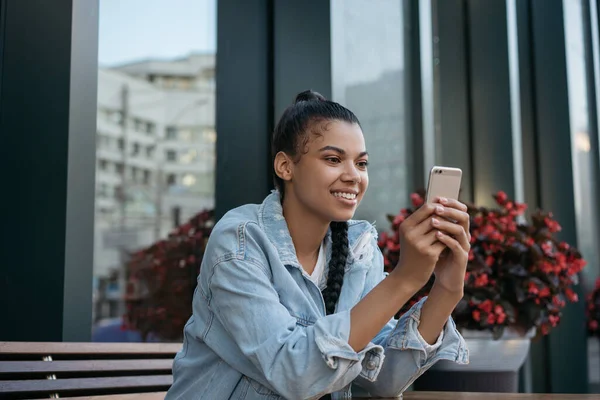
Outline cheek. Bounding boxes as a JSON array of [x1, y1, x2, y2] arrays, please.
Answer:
[[361, 172, 369, 190]]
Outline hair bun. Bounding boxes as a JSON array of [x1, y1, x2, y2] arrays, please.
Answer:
[[294, 90, 326, 104]]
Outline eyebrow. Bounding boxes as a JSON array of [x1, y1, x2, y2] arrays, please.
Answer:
[[318, 145, 368, 158]]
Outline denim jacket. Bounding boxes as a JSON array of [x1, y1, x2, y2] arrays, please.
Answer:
[[166, 191, 469, 400]]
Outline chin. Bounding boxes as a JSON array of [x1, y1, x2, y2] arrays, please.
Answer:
[[329, 210, 356, 223]]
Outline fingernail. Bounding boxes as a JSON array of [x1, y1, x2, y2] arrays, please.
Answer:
[[439, 197, 448, 204], [432, 217, 440, 225], [437, 231, 444, 237], [436, 206, 444, 214]]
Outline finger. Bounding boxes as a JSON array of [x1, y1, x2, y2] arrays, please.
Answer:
[[435, 206, 469, 224], [408, 214, 439, 238], [422, 228, 442, 245], [436, 230, 468, 257], [432, 218, 470, 250], [428, 239, 447, 259], [434, 206, 470, 236], [403, 203, 437, 227], [436, 197, 468, 212]]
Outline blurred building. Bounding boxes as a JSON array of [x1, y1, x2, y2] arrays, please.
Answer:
[[94, 53, 215, 319]]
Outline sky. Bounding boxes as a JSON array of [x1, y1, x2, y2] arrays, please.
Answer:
[[98, 0, 216, 67]]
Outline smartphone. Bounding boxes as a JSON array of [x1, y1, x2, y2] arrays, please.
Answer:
[[425, 166, 463, 204]]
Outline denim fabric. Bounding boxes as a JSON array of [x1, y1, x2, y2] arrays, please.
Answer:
[[166, 191, 469, 400]]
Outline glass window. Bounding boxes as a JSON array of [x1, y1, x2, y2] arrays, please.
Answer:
[[331, 0, 413, 229], [166, 149, 177, 161], [166, 126, 177, 139], [94, 0, 216, 341], [563, 0, 600, 390]]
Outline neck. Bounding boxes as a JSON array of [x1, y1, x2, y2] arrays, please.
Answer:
[[281, 193, 329, 263]]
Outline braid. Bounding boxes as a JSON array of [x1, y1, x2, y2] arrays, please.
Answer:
[[321, 221, 349, 315]]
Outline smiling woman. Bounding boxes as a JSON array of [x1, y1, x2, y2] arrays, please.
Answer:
[[165, 90, 470, 400]]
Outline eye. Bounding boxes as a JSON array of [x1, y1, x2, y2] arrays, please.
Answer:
[[357, 160, 369, 169], [325, 156, 341, 164]]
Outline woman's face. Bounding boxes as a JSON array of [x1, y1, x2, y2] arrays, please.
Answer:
[[280, 120, 369, 223]]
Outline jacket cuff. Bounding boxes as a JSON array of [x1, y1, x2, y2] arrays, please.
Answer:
[[386, 297, 469, 367], [313, 309, 385, 379]]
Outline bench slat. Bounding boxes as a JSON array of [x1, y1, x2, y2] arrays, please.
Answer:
[[0, 342, 181, 355], [55, 392, 167, 400], [0, 375, 173, 394], [0, 359, 173, 374]]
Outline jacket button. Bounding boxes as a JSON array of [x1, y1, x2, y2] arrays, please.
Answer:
[[366, 360, 377, 370]]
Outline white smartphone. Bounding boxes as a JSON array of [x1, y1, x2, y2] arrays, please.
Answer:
[[425, 166, 463, 204]]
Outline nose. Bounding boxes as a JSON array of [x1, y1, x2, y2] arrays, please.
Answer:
[[341, 162, 361, 184]]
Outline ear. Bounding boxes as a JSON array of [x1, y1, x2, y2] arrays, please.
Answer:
[[274, 151, 294, 183]]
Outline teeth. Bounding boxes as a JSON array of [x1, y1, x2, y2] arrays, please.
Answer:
[[333, 192, 357, 200]]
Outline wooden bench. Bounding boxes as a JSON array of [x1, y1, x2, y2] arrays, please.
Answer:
[[0, 342, 181, 399], [2, 342, 597, 399]]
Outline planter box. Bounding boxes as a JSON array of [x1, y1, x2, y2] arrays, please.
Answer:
[[414, 328, 534, 393]]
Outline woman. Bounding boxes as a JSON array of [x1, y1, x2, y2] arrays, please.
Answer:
[[166, 90, 469, 399]]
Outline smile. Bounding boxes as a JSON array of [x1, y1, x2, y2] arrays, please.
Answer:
[[332, 192, 357, 200]]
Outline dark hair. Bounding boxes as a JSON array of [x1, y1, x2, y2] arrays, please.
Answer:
[[271, 90, 361, 195], [271, 90, 359, 315]]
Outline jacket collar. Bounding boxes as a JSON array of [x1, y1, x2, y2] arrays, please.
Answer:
[[258, 190, 332, 268]]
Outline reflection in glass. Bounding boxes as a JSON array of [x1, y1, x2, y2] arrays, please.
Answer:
[[331, 0, 412, 230], [93, 0, 216, 342], [563, 0, 600, 391]]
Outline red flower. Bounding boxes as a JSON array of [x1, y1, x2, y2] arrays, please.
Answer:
[[377, 190, 586, 338], [553, 295, 566, 308], [541, 242, 554, 256], [565, 288, 578, 302], [528, 281, 539, 295], [377, 232, 388, 248], [393, 214, 405, 227], [495, 191, 508, 205], [468, 249, 475, 260], [514, 202, 528, 214], [590, 320, 599, 331], [540, 261, 554, 274], [539, 287, 551, 298], [497, 313, 507, 324], [411, 193, 424, 208], [544, 217, 562, 233], [474, 274, 489, 287], [479, 300, 493, 313], [541, 324, 550, 335], [386, 240, 400, 252]]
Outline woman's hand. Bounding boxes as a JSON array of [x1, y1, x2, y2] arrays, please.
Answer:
[[430, 197, 470, 294], [391, 203, 448, 292]]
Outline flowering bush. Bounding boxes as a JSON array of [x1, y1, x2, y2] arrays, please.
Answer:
[[379, 190, 587, 339], [123, 209, 214, 341], [587, 278, 600, 337]]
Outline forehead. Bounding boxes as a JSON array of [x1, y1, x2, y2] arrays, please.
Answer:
[[307, 120, 365, 150]]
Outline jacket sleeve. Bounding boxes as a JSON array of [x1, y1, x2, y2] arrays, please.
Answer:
[[351, 240, 470, 398], [204, 225, 385, 400]]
